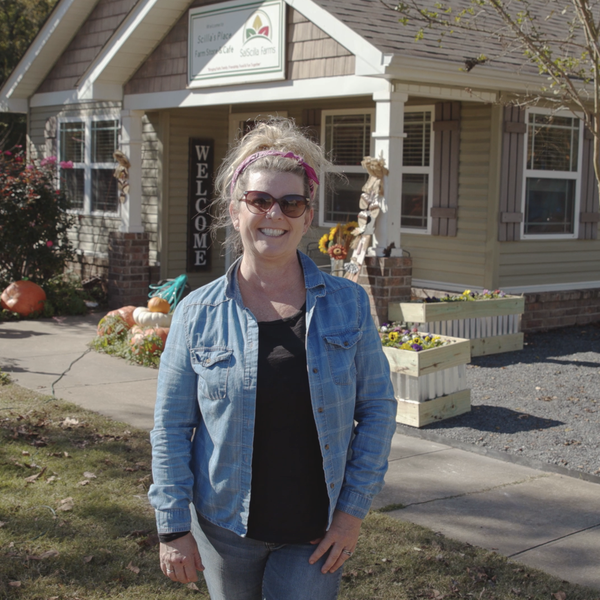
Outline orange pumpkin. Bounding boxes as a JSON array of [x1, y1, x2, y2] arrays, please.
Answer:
[[148, 297, 171, 314], [129, 326, 169, 356], [0, 281, 46, 316], [106, 305, 137, 328]]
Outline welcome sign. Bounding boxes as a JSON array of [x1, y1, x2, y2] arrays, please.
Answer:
[[188, 0, 285, 88]]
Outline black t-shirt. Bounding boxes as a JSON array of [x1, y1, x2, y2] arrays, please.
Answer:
[[246, 305, 329, 543]]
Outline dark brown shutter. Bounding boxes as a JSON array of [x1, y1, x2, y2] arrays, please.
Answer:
[[431, 102, 460, 236], [579, 125, 599, 240], [499, 106, 525, 241]]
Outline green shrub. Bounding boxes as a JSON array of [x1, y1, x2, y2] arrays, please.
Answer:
[[0, 149, 75, 288]]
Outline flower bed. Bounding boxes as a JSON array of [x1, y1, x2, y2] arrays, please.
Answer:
[[380, 325, 471, 427], [388, 290, 525, 357]]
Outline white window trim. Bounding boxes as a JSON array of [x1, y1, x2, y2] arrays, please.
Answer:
[[521, 107, 583, 241], [400, 105, 435, 235], [57, 112, 121, 217], [319, 108, 375, 228]]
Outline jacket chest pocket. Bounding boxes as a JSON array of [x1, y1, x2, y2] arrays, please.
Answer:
[[323, 330, 361, 386], [191, 347, 233, 400]]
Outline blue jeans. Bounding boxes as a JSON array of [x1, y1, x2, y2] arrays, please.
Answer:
[[193, 513, 343, 600]]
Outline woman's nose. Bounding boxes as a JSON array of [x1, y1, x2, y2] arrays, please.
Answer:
[[266, 201, 284, 219]]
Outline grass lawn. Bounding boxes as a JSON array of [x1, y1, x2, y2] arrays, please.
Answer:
[[1, 382, 598, 600]]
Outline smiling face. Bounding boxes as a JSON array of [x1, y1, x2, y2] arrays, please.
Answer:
[[229, 170, 313, 268]]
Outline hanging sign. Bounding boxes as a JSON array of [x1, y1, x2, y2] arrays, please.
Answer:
[[187, 138, 214, 272], [188, 0, 285, 88]]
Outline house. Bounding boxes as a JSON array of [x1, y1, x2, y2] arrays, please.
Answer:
[[2, 0, 599, 329]]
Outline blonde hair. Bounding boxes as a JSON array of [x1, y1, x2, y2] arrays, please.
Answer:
[[211, 117, 333, 253]]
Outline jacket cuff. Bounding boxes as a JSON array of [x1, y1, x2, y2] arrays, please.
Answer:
[[154, 508, 192, 534], [335, 488, 372, 521]]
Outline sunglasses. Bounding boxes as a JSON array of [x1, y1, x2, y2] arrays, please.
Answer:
[[241, 191, 310, 218]]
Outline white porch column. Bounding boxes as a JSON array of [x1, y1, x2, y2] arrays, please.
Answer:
[[371, 90, 407, 256], [119, 109, 145, 233]]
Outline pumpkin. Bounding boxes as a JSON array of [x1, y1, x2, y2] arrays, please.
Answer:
[[129, 326, 169, 356], [106, 305, 137, 328], [0, 280, 46, 316], [148, 297, 171, 314], [133, 306, 172, 328]]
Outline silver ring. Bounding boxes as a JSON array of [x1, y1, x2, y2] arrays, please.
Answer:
[[166, 569, 174, 574], [342, 549, 353, 557]]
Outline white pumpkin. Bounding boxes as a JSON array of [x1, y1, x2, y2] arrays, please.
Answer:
[[133, 306, 172, 328]]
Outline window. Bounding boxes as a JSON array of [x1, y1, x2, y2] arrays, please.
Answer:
[[523, 111, 582, 237], [401, 109, 433, 231], [320, 110, 374, 225], [59, 117, 120, 214]]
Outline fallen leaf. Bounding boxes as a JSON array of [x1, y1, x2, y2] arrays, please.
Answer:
[[25, 466, 47, 483], [127, 561, 140, 574], [46, 476, 58, 483], [57, 497, 74, 512], [61, 417, 79, 427], [83, 555, 94, 563], [8, 581, 21, 587], [21, 451, 30, 456], [186, 582, 200, 590], [28, 549, 59, 560], [0, 521, 5, 528], [553, 593, 567, 600], [64, 452, 70, 458], [78, 480, 90, 486], [83, 471, 97, 479]]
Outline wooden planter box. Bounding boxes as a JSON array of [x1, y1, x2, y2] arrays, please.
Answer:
[[383, 335, 471, 428], [388, 296, 525, 357]]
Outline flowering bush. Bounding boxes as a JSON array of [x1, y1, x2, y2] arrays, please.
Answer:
[[0, 148, 75, 287], [423, 289, 507, 303], [318, 222, 358, 260], [379, 323, 448, 352]]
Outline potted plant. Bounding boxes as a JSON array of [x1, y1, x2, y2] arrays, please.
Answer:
[[388, 289, 525, 357], [380, 324, 471, 428], [318, 222, 358, 276]]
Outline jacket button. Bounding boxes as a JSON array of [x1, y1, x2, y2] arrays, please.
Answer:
[[344, 341, 348, 346], [324, 444, 329, 450], [318, 407, 324, 413], [313, 367, 318, 373], [330, 483, 334, 489]]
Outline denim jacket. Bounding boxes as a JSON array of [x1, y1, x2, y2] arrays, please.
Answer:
[[149, 252, 396, 537]]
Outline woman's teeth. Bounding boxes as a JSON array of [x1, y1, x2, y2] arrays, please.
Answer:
[[260, 228, 285, 237]]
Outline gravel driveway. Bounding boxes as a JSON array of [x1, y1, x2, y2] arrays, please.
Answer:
[[395, 323, 600, 483]]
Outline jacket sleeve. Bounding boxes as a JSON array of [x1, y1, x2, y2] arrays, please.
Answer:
[[148, 302, 201, 534], [334, 285, 397, 520]]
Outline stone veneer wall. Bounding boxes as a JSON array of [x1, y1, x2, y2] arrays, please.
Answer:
[[522, 289, 600, 332], [357, 257, 413, 327]]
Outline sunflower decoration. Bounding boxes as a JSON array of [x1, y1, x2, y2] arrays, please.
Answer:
[[318, 221, 358, 260]]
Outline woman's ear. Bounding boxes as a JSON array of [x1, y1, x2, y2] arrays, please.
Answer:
[[302, 206, 314, 235], [229, 201, 240, 231]]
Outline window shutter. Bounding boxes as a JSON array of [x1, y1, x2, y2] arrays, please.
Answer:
[[579, 125, 599, 240], [499, 106, 525, 241], [44, 117, 57, 158], [431, 102, 460, 236]]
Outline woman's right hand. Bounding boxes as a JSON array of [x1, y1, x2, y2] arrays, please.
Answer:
[[160, 532, 204, 583]]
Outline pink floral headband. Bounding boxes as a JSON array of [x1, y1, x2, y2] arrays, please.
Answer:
[[230, 150, 320, 199]]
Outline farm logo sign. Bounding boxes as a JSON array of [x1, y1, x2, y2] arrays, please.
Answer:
[[188, 0, 285, 88], [187, 138, 213, 272]]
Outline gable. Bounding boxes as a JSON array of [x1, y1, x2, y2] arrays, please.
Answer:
[[124, 2, 355, 96]]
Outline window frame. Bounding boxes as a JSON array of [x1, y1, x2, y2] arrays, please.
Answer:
[[319, 108, 375, 228], [400, 105, 435, 235], [521, 107, 583, 241], [57, 113, 121, 216]]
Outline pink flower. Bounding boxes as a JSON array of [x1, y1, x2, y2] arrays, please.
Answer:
[[14, 156, 23, 163], [40, 156, 57, 167], [59, 160, 74, 169], [46, 240, 54, 248], [4, 151, 12, 156], [26, 164, 34, 170]]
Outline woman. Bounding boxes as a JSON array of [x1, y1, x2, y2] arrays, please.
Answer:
[[149, 118, 396, 600]]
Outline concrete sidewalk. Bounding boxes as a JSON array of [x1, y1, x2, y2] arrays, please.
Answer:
[[1, 314, 599, 591]]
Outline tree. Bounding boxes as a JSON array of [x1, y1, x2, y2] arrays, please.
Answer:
[[388, 0, 600, 196], [0, 0, 58, 150]]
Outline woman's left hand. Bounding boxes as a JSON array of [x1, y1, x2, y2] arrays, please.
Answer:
[[308, 509, 362, 573]]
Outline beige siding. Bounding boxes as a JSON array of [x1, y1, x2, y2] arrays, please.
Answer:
[[37, 0, 138, 94], [499, 241, 600, 287], [125, 5, 354, 95], [402, 102, 493, 287]]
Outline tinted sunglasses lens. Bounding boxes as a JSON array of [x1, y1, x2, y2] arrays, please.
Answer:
[[279, 195, 308, 217], [245, 192, 273, 213]]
